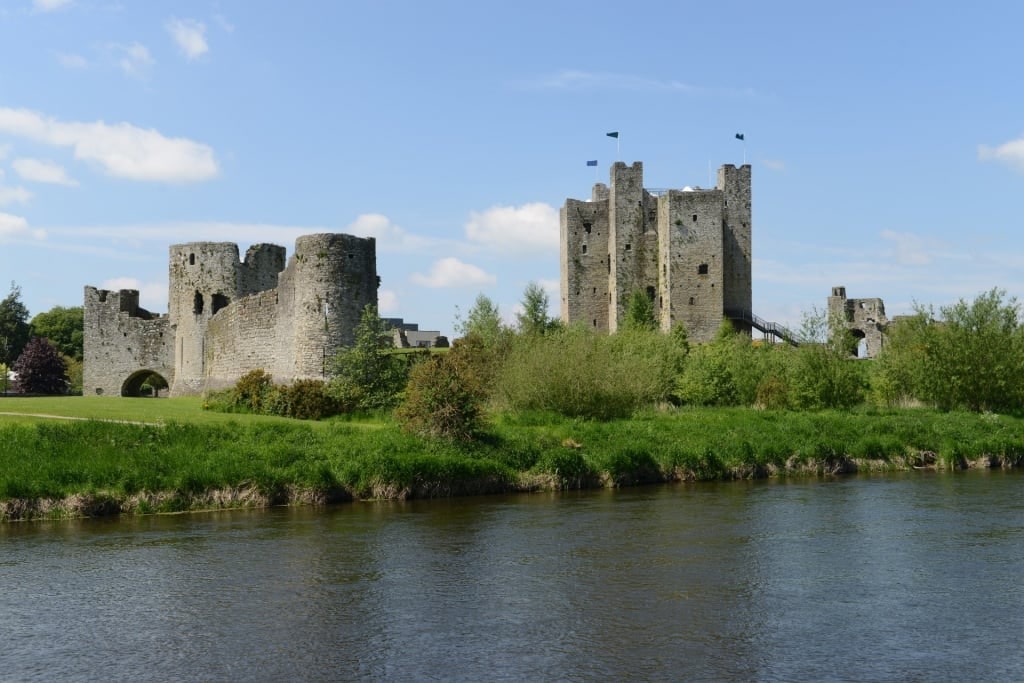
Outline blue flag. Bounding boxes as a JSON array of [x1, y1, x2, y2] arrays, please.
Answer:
[[586, 160, 598, 167], [606, 131, 619, 139], [735, 133, 744, 141]]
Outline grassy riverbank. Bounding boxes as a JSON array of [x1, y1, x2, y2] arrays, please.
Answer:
[[3, 398, 1024, 521]]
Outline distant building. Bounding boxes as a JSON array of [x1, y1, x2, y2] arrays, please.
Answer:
[[382, 318, 448, 348]]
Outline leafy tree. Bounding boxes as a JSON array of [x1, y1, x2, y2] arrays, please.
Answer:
[[873, 288, 1024, 412], [788, 309, 866, 410], [624, 288, 657, 331], [455, 293, 505, 345], [0, 282, 31, 369], [329, 304, 410, 410], [516, 282, 557, 336], [31, 306, 84, 361], [13, 337, 68, 394]]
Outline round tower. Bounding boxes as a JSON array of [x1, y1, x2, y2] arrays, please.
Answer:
[[168, 242, 243, 395], [286, 233, 377, 380]]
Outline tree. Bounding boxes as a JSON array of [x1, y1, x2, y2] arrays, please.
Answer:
[[515, 282, 557, 336], [624, 288, 657, 331], [455, 294, 505, 345], [0, 282, 31, 369], [13, 337, 68, 395], [874, 288, 1024, 412], [329, 304, 411, 410], [31, 306, 84, 361]]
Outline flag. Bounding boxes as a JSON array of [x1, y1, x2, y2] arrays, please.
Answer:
[[586, 160, 598, 167], [735, 133, 745, 141], [606, 131, 619, 139]]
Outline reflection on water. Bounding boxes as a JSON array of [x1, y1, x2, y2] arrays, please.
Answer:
[[3, 471, 1024, 682]]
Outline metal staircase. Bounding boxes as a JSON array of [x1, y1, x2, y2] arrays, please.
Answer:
[[725, 308, 802, 346]]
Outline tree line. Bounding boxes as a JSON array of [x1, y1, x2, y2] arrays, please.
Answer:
[[0, 282, 83, 394], [206, 284, 1024, 440]]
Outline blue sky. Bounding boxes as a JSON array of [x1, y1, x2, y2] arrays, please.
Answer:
[[2, 1, 1024, 339]]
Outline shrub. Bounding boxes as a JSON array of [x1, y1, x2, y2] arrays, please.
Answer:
[[271, 379, 338, 420], [234, 369, 275, 413], [395, 352, 487, 441], [497, 325, 685, 419]]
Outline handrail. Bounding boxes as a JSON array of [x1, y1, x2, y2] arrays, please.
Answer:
[[724, 308, 802, 346]]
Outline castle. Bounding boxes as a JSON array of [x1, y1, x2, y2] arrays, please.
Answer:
[[828, 286, 889, 358], [560, 161, 753, 342], [83, 233, 377, 397]]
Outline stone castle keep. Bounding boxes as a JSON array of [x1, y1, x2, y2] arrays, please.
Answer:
[[84, 233, 377, 397], [561, 161, 752, 342]]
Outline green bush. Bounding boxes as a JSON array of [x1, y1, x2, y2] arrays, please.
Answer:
[[234, 368, 274, 413], [497, 325, 684, 419], [395, 351, 487, 441], [270, 379, 338, 420]]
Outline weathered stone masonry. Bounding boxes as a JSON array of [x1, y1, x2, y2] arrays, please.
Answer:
[[560, 161, 752, 342], [84, 233, 377, 397]]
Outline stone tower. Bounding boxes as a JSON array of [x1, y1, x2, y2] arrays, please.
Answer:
[[168, 242, 287, 395], [828, 286, 888, 358], [560, 161, 752, 342]]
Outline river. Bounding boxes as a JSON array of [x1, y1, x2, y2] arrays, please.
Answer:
[[3, 470, 1024, 682]]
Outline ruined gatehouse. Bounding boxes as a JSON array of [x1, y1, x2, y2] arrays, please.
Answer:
[[84, 233, 377, 397]]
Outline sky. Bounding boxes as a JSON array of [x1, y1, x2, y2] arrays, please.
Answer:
[[2, 1, 1024, 340]]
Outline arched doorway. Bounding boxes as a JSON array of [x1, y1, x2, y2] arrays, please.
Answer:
[[121, 370, 170, 397], [849, 329, 867, 358]]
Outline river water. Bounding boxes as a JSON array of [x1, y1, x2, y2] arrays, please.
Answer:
[[3, 471, 1024, 682]]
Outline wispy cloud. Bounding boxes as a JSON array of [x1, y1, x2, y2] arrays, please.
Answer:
[[978, 136, 1024, 172], [32, 0, 72, 12], [55, 52, 88, 69], [0, 107, 218, 183], [464, 203, 559, 256], [166, 17, 208, 60], [0, 212, 45, 240], [411, 257, 496, 288], [346, 213, 448, 252], [12, 158, 78, 186], [378, 289, 398, 313], [112, 42, 154, 78], [0, 182, 32, 207], [522, 69, 756, 97], [761, 159, 786, 172]]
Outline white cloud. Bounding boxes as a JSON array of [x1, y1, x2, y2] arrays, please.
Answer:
[[111, 42, 154, 78], [465, 202, 559, 255], [0, 185, 33, 207], [411, 257, 496, 288], [56, 52, 88, 69], [33, 0, 72, 12], [12, 158, 78, 186], [879, 229, 939, 266], [378, 289, 398, 313], [761, 159, 786, 172], [979, 137, 1024, 172], [523, 70, 756, 98], [346, 213, 445, 251], [100, 277, 168, 312], [166, 18, 208, 60], [0, 212, 45, 240], [0, 107, 218, 183]]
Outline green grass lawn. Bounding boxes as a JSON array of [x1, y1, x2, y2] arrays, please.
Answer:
[[0, 395, 383, 428]]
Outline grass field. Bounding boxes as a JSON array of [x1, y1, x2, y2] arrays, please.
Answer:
[[3, 398, 1024, 521], [0, 396, 382, 428]]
